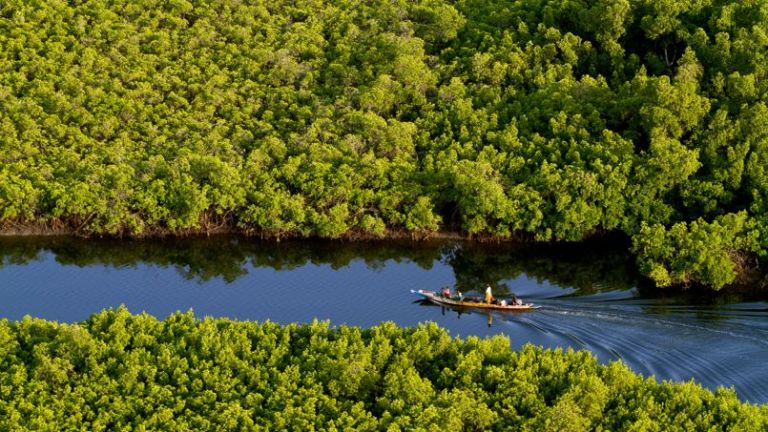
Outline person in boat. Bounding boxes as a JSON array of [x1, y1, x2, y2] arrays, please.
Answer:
[[511, 293, 524, 306], [485, 285, 493, 304], [441, 286, 451, 298]]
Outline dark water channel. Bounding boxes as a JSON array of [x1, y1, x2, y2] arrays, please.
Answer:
[[1, 236, 767, 403]]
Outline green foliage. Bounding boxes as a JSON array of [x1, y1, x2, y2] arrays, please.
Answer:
[[0, 309, 765, 430], [632, 212, 760, 289], [2, 0, 768, 288]]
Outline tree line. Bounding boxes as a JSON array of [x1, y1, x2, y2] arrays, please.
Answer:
[[1, 0, 768, 289], [0, 308, 765, 430]]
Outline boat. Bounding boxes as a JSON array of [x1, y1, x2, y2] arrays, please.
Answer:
[[411, 289, 539, 311]]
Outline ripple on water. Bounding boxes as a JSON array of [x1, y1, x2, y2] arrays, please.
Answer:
[[502, 299, 768, 403]]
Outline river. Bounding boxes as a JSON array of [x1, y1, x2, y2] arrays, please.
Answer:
[[1, 236, 767, 403]]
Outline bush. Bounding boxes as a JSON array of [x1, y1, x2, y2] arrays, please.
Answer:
[[0, 309, 765, 430]]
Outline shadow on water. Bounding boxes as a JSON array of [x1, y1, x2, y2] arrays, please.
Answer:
[[0, 235, 446, 283], [442, 238, 640, 297], [0, 234, 642, 292]]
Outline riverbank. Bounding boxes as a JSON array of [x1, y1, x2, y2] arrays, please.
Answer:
[[0, 218, 534, 241], [1, 221, 765, 293], [0, 219, 452, 239]]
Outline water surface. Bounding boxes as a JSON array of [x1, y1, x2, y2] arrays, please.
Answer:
[[1, 236, 766, 403]]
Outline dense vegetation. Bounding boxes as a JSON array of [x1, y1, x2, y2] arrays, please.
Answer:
[[2, 0, 768, 289], [0, 309, 765, 430]]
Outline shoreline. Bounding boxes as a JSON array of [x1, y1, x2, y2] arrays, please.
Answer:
[[1, 221, 765, 292], [0, 219, 615, 243], [0, 220, 529, 242]]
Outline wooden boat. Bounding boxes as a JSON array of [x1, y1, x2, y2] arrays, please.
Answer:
[[411, 289, 539, 311]]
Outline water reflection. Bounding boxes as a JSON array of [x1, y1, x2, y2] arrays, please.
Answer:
[[2, 235, 765, 306], [2, 234, 765, 313], [443, 240, 640, 297], [0, 236, 444, 283], [0, 235, 640, 292]]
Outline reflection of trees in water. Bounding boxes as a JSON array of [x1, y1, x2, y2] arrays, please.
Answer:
[[0, 236, 250, 283], [0, 236, 445, 283], [0, 238, 47, 266], [0, 236, 637, 293], [444, 239, 640, 297]]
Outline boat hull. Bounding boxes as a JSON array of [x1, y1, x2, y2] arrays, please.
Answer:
[[411, 289, 539, 311]]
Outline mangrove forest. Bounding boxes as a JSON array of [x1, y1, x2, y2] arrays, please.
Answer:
[[2, 0, 768, 290], [0, 309, 766, 430]]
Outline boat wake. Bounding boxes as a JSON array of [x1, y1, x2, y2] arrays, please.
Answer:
[[484, 298, 768, 404]]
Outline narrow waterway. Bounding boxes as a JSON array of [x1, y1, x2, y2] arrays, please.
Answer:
[[1, 236, 766, 403]]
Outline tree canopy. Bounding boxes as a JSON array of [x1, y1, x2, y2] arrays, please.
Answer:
[[2, 0, 768, 289], [0, 309, 765, 430]]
